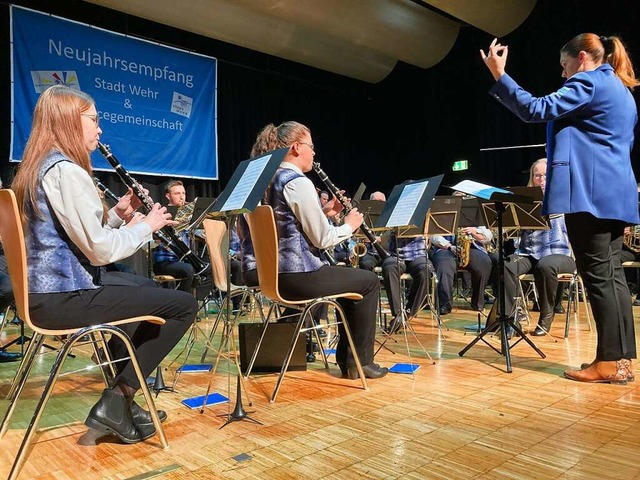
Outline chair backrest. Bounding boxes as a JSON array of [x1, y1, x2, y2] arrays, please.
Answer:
[[244, 205, 282, 302], [202, 219, 228, 291], [0, 190, 30, 325]]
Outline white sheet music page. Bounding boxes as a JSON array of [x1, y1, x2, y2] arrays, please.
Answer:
[[386, 181, 428, 228], [451, 180, 511, 200], [220, 154, 272, 212]]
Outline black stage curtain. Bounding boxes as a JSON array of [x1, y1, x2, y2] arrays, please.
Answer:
[[1, 0, 638, 203]]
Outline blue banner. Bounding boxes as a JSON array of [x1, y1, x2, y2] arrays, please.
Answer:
[[11, 6, 218, 179]]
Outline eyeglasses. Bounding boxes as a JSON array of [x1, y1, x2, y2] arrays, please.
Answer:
[[533, 173, 546, 179], [81, 113, 100, 127], [298, 141, 314, 151]]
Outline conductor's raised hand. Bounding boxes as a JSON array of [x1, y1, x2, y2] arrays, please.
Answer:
[[344, 207, 364, 232], [480, 38, 508, 81], [141, 203, 176, 232]]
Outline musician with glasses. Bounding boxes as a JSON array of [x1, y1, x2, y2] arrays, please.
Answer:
[[500, 159, 576, 336], [11, 85, 197, 444], [250, 121, 387, 380]]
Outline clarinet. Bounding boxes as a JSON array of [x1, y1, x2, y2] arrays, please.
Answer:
[[312, 161, 390, 260], [93, 177, 120, 204], [97, 142, 210, 276]]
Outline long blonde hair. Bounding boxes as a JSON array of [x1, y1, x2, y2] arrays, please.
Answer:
[[250, 121, 310, 157], [12, 85, 95, 223], [527, 158, 547, 187]]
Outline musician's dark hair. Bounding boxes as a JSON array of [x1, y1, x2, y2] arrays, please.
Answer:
[[164, 179, 184, 194], [13, 85, 95, 223], [561, 33, 640, 89], [250, 121, 310, 157]]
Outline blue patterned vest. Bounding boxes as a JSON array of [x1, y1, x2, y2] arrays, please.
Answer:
[[266, 168, 326, 273], [25, 153, 100, 293], [389, 235, 427, 262], [237, 216, 256, 272]]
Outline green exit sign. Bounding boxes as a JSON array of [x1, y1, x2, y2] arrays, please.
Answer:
[[452, 160, 469, 171]]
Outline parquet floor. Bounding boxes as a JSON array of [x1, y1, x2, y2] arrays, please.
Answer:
[[0, 300, 639, 480]]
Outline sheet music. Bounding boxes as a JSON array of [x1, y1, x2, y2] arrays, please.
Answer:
[[386, 181, 428, 227], [452, 180, 511, 200], [220, 154, 271, 212]]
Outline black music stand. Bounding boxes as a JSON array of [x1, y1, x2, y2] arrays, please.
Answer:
[[196, 147, 287, 426], [373, 175, 443, 371], [455, 180, 546, 373], [422, 195, 463, 331]]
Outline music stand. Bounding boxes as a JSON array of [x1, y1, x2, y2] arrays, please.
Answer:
[[374, 175, 443, 372], [194, 147, 287, 426], [455, 180, 546, 372]]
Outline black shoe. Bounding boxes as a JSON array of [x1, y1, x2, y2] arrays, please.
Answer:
[[85, 389, 155, 444], [347, 363, 389, 380], [531, 325, 548, 336], [633, 298, 640, 307], [554, 305, 566, 314], [316, 328, 327, 338], [130, 401, 167, 427], [0, 350, 21, 363], [386, 314, 404, 334], [439, 306, 451, 316]]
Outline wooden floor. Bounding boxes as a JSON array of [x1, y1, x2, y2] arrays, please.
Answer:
[[1, 299, 639, 480]]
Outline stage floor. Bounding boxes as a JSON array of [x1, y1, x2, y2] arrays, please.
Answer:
[[0, 301, 639, 479]]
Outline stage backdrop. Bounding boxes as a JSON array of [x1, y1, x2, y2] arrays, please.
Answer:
[[10, 6, 218, 179]]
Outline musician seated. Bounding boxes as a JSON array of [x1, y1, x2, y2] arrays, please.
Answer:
[[502, 159, 576, 336], [251, 120, 387, 380], [431, 226, 493, 315], [152, 180, 195, 293], [621, 234, 640, 306], [381, 233, 433, 332]]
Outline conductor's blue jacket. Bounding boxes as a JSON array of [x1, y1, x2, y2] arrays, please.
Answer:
[[490, 63, 639, 225]]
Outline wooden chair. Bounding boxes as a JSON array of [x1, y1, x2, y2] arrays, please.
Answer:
[[199, 218, 263, 364], [245, 205, 368, 402], [0, 189, 168, 480], [558, 271, 592, 338]]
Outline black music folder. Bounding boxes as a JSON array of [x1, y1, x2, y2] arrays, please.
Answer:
[[375, 174, 443, 231]]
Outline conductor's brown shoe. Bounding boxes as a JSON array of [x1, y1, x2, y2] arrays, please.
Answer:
[[564, 360, 631, 385], [579, 359, 635, 382]]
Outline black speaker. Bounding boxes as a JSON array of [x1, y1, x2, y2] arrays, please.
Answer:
[[238, 322, 307, 373]]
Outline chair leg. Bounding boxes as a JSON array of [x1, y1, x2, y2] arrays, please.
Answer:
[[564, 278, 576, 339], [244, 302, 278, 378], [7, 331, 88, 480], [270, 310, 309, 403], [5, 332, 43, 402], [107, 326, 168, 449], [0, 334, 45, 439]]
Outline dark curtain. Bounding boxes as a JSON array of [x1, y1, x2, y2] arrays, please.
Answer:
[[1, 0, 639, 204]]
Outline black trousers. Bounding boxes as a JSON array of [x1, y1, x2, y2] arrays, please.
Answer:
[[565, 212, 636, 361], [432, 248, 492, 311], [153, 260, 195, 293], [381, 256, 432, 317], [0, 254, 13, 312], [278, 266, 379, 367], [503, 254, 575, 320], [30, 285, 197, 389]]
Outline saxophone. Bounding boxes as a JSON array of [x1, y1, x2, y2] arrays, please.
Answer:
[[457, 228, 472, 268], [173, 201, 196, 234]]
